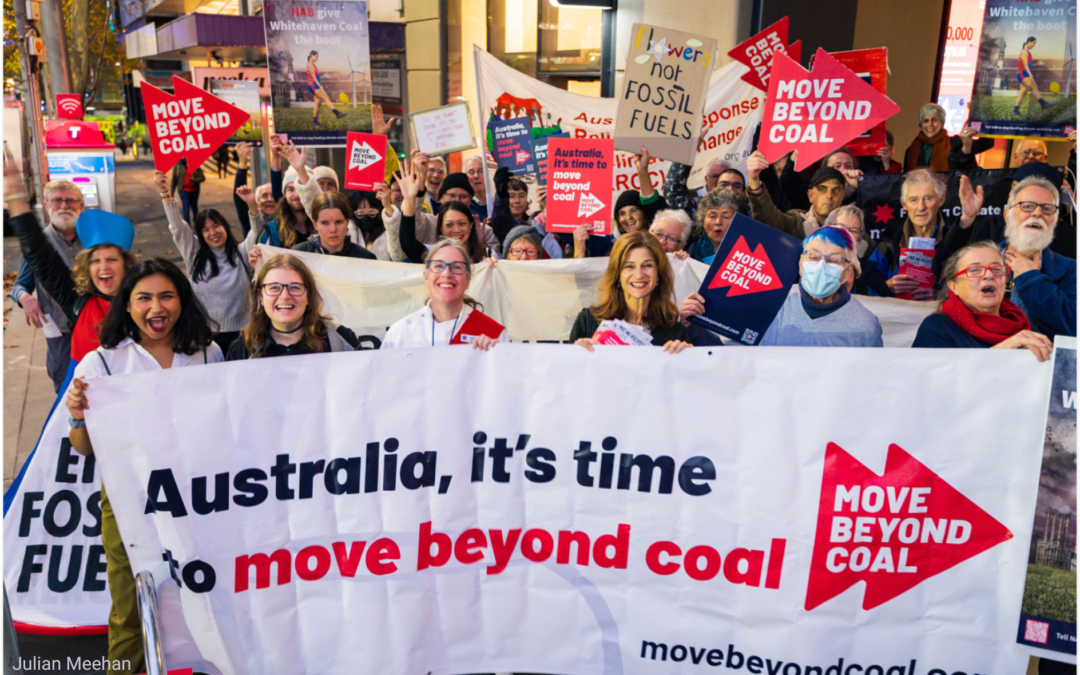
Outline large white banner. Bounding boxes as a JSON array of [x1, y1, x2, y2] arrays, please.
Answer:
[[264, 246, 937, 347], [475, 46, 763, 199], [1, 252, 936, 632], [87, 345, 1050, 674]]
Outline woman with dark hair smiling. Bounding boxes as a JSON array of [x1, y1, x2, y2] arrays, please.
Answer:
[[570, 231, 692, 352], [226, 254, 363, 359], [394, 157, 496, 263], [64, 258, 220, 675], [155, 170, 254, 353]]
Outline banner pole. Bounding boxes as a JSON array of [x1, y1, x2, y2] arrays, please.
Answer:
[[473, 45, 496, 216]]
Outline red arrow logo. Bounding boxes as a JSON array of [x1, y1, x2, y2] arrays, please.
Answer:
[[708, 235, 783, 297], [727, 17, 802, 93], [141, 76, 251, 174], [805, 443, 1013, 611], [758, 48, 900, 171]]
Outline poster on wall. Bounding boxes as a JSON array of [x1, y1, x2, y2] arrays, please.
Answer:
[[968, 0, 1077, 139], [263, 0, 373, 146], [208, 80, 264, 146], [1015, 336, 1076, 658], [935, 0, 987, 134]]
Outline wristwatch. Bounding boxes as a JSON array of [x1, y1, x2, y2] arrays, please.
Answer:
[[68, 415, 86, 429]]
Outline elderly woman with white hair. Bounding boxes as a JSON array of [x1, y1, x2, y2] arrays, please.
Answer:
[[649, 209, 694, 260], [912, 242, 1052, 359], [903, 103, 993, 172], [684, 189, 749, 263]]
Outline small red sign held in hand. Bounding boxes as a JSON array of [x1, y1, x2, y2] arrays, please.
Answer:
[[758, 49, 901, 172], [344, 132, 388, 191], [141, 76, 251, 174]]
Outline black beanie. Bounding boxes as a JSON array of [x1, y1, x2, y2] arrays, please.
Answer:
[[438, 172, 475, 199], [614, 189, 641, 215]]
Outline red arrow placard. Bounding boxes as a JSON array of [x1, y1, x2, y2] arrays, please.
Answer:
[[141, 76, 251, 174], [707, 235, 783, 297], [758, 49, 900, 172], [727, 17, 802, 93], [805, 443, 1013, 611]]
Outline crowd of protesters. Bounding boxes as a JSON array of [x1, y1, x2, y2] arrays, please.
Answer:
[[3, 100, 1077, 674]]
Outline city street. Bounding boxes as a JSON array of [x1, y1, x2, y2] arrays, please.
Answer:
[[4, 157, 248, 492]]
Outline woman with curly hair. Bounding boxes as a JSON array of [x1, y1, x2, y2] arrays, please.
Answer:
[[5, 162, 136, 362], [225, 253, 363, 359], [570, 231, 692, 352]]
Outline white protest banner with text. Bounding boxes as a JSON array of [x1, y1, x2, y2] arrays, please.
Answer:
[[89, 346, 1049, 674], [255, 246, 936, 346]]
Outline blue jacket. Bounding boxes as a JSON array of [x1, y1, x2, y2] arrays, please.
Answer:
[[1011, 247, 1077, 339]]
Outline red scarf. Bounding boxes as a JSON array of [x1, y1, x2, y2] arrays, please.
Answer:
[[941, 290, 1030, 345], [71, 295, 111, 362], [904, 129, 951, 172]]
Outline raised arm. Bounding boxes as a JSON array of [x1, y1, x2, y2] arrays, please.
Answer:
[[156, 170, 200, 268]]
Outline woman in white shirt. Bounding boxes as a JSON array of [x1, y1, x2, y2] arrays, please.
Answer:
[[65, 258, 221, 675], [382, 239, 510, 350]]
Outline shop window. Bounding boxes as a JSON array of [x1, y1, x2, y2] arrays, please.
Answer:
[[488, 0, 539, 75], [538, 0, 601, 75]]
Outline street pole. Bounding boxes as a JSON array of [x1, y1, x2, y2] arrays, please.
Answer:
[[12, 0, 50, 211], [39, 0, 73, 115]]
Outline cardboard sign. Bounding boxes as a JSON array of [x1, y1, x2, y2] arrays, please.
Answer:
[[688, 213, 802, 345], [727, 17, 802, 93], [896, 248, 936, 300], [409, 101, 477, 156], [491, 116, 535, 175], [530, 132, 569, 188], [822, 48, 889, 156], [545, 137, 614, 235], [141, 76, 251, 174], [615, 24, 717, 166], [344, 132, 387, 191], [56, 93, 84, 120], [758, 49, 901, 172]]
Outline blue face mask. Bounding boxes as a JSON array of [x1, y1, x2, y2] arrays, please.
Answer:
[[800, 258, 845, 299]]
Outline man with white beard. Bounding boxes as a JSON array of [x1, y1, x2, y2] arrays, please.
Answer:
[[9, 180, 84, 391], [999, 177, 1076, 339]]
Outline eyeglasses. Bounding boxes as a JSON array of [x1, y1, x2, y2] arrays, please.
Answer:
[[509, 247, 539, 259], [48, 197, 81, 207], [650, 231, 681, 246], [1017, 150, 1047, 159], [261, 282, 307, 296], [426, 260, 468, 275], [803, 250, 848, 265], [1011, 201, 1058, 215], [951, 264, 1010, 279], [717, 181, 744, 191]]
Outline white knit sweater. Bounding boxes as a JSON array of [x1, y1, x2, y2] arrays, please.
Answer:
[[164, 199, 253, 333]]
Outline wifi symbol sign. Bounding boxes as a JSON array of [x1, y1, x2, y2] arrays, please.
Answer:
[[57, 94, 83, 120]]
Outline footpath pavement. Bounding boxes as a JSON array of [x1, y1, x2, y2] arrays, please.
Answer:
[[3, 157, 248, 490]]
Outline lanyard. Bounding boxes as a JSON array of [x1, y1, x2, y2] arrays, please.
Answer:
[[431, 306, 464, 347]]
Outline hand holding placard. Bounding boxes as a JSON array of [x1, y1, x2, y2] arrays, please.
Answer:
[[546, 138, 614, 235]]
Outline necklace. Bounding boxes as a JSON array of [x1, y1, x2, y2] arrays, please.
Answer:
[[431, 306, 464, 346], [272, 323, 304, 335]]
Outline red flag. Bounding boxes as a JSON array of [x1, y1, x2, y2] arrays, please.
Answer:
[[758, 49, 901, 172], [142, 76, 251, 174], [805, 443, 1013, 611], [727, 17, 802, 92]]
